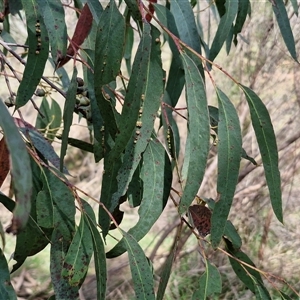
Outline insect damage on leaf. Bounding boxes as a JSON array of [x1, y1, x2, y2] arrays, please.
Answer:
[[189, 204, 212, 237]]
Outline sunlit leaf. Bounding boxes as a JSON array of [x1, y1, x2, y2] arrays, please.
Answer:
[[211, 88, 242, 248], [178, 52, 210, 215], [240, 85, 282, 223]]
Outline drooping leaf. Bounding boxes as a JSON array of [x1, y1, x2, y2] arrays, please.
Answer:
[[50, 227, 79, 299], [83, 0, 103, 23], [240, 85, 282, 223], [0, 102, 32, 233], [289, 0, 298, 16], [106, 138, 172, 258], [128, 162, 143, 207], [233, 0, 250, 45], [83, 200, 107, 300], [178, 52, 210, 215], [0, 248, 17, 300], [36, 97, 62, 142], [61, 214, 93, 287], [16, 1, 49, 109], [57, 3, 93, 68], [109, 24, 164, 214], [210, 88, 242, 248], [272, 0, 298, 62], [36, 0, 67, 64], [252, 275, 272, 300], [60, 67, 78, 172], [0, 138, 9, 188], [193, 260, 222, 299], [122, 230, 155, 300], [209, 0, 238, 63], [224, 220, 242, 250]]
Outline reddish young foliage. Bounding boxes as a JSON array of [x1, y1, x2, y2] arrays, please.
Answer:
[[0, 137, 10, 188], [57, 3, 93, 68], [145, 0, 157, 23], [189, 205, 212, 237]]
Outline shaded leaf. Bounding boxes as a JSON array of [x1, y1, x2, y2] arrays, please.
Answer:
[[36, 0, 67, 63], [224, 220, 242, 250], [240, 85, 282, 222], [252, 276, 272, 300], [0, 138, 9, 188], [0, 248, 17, 299], [60, 67, 78, 172], [16, 1, 49, 109], [106, 138, 172, 258], [109, 24, 164, 214], [0, 102, 32, 233], [289, 0, 298, 16], [62, 214, 93, 287], [209, 0, 238, 63], [83, 200, 107, 300], [178, 52, 210, 215], [36, 97, 62, 142], [272, 0, 298, 61], [193, 260, 221, 299], [233, 0, 250, 45], [122, 230, 155, 300], [211, 88, 242, 248]]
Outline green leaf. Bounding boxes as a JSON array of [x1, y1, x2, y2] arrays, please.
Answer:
[[122, 230, 155, 300], [36, 0, 67, 63], [224, 220, 242, 250], [233, 0, 250, 45], [61, 214, 93, 287], [36, 97, 62, 142], [240, 85, 282, 223], [106, 138, 172, 258], [193, 260, 222, 299], [178, 52, 210, 215], [16, 1, 49, 109], [60, 67, 78, 172], [209, 0, 238, 62], [128, 162, 143, 207], [252, 276, 272, 300], [272, 0, 298, 62], [0, 248, 17, 300], [289, 0, 298, 16], [109, 24, 164, 214], [50, 228, 79, 299], [82, 0, 103, 23], [83, 201, 107, 300], [0, 102, 32, 232], [211, 88, 242, 248]]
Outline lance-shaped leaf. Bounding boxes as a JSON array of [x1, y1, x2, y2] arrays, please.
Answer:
[[178, 52, 210, 215], [233, 0, 250, 45], [192, 260, 222, 299], [0, 248, 17, 299], [211, 88, 242, 248], [61, 214, 93, 287], [36, 0, 67, 63], [16, 1, 49, 109], [122, 230, 155, 300], [289, 0, 298, 16], [106, 138, 172, 258], [225, 238, 270, 296], [240, 85, 282, 223], [109, 25, 164, 213], [60, 67, 78, 172], [209, 0, 238, 63], [83, 0, 103, 23], [50, 228, 79, 299], [272, 0, 298, 62], [94, 0, 124, 137], [83, 200, 107, 300], [57, 3, 93, 68], [0, 102, 32, 233]]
